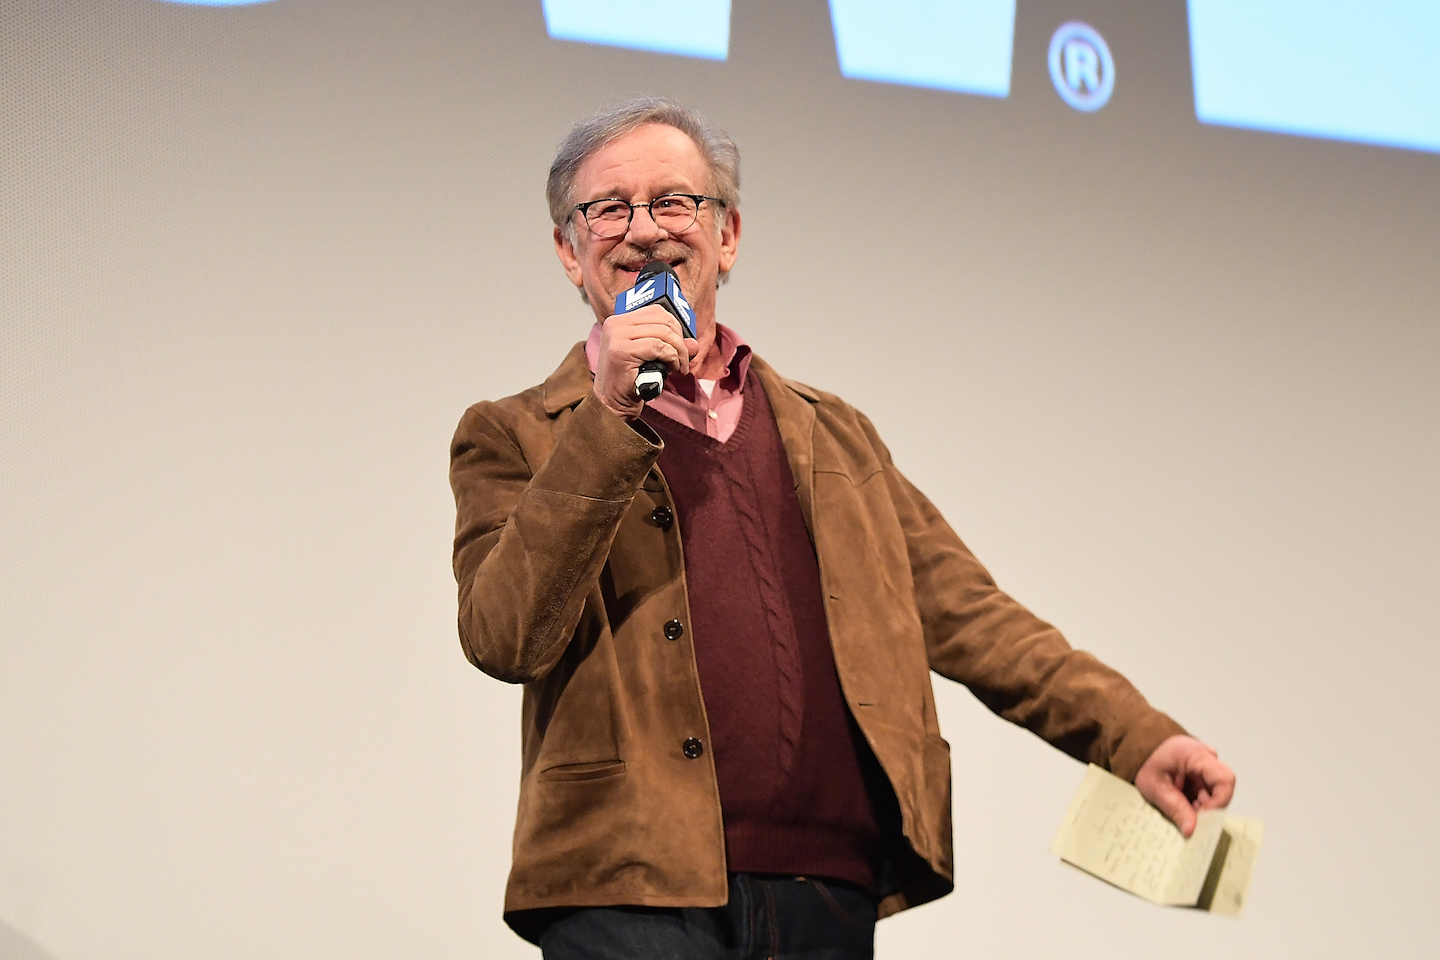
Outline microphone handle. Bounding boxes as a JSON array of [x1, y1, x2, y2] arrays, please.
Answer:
[[635, 360, 666, 401]]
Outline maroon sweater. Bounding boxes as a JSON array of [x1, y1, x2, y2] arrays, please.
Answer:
[[644, 372, 883, 891]]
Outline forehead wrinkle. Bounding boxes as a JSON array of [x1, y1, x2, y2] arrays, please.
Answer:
[[576, 165, 703, 202]]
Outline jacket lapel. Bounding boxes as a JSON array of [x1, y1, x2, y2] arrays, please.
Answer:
[[750, 355, 820, 534]]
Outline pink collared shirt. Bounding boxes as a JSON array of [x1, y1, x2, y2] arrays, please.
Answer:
[[585, 321, 753, 443]]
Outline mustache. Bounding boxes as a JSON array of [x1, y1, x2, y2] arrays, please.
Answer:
[[604, 242, 688, 271]]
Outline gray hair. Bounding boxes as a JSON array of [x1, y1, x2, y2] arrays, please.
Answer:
[[547, 97, 741, 238]]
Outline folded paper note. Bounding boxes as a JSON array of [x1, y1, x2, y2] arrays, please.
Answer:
[[1050, 764, 1263, 915]]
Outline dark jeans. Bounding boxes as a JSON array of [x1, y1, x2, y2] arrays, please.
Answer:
[[539, 874, 877, 960]]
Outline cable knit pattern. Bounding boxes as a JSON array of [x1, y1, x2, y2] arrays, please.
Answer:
[[720, 443, 806, 799], [644, 371, 883, 892]]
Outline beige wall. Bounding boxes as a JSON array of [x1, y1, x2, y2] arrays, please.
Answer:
[[2, 1, 1437, 957]]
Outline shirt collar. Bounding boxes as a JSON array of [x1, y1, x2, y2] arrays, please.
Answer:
[[584, 321, 753, 401]]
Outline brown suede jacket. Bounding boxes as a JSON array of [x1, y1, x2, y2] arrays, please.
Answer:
[[449, 344, 1184, 938]]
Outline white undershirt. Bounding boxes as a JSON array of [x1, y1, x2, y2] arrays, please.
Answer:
[[697, 378, 718, 399]]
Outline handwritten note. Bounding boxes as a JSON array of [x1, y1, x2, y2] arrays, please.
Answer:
[[1050, 765, 1262, 914], [1198, 815, 1264, 916]]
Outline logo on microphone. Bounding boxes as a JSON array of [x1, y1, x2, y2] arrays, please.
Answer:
[[1048, 22, 1114, 112], [625, 278, 658, 310]]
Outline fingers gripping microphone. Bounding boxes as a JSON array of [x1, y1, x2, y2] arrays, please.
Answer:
[[613, 261, 697, 402]]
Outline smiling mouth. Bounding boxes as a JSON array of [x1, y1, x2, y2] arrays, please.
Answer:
[[617, 256, 685, 277]]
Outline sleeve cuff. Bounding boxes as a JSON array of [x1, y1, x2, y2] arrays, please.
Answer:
[[1109, 711, 1188, 783], [530, 392, 663, 503]]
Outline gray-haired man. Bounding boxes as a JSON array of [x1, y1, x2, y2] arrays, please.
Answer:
[[450, 97, 1236, 959]]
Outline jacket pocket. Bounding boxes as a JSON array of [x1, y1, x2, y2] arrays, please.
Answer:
[[814, 465, 883, 487], [537, 759, 627, 782]]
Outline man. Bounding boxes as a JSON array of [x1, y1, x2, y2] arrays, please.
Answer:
[[450, 98, 1235, 959]]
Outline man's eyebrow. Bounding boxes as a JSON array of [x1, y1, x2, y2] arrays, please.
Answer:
[[580, 183, 696, 203]]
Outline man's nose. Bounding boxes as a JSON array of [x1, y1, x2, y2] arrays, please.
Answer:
[[625, 203, 668, 245]]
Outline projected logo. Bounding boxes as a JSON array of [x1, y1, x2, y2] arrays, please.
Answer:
[[1048, 22, 1114, 112], [829, 0, 1017, 98], [540, 0, 1017, 96], [1188, 1, 1440, 155], [542, 0, 731, 60]]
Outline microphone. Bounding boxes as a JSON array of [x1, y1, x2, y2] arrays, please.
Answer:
[[613, 261, 697, 401]]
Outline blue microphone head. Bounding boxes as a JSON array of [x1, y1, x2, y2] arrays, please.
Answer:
[[615, 260, 695, 339]]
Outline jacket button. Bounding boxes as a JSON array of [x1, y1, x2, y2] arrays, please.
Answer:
[[663, 619, 684, 641], [650, 505, 673, 529], [682, 737, 704, 759]]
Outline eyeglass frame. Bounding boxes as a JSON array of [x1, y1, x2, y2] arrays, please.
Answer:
[[571, 193, 725, 238]]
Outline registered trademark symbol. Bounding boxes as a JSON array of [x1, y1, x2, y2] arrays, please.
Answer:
[[1048, 21, 1115, 112]]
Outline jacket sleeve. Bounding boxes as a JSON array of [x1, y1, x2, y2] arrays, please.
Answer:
[[449, 393, 661, 683], [858, 413, 1185, 781]]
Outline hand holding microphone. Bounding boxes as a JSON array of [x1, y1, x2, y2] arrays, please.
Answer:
[[593, 261, 698, 419], [615, 261, 697, 400]]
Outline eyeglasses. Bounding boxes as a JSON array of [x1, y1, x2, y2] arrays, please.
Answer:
[[573, 193, 723, 239]]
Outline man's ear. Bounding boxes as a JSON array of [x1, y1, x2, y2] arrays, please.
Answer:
[[718, 206, 741, 275], [554, 225, 584, 289]]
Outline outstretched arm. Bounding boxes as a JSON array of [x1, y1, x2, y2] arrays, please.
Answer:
[[854, 411, 1228, 807]]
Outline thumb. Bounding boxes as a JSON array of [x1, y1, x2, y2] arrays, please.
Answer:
[[1149, 778, 1198, 838]]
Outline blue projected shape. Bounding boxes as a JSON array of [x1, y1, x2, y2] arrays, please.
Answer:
[[1048, 22, 1114, 112], [542, 0, 731, 60], [1189, 1, 1440, 155], [828, 0, 1016, 98]]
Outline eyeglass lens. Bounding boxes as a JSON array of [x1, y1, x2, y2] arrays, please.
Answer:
[[585, 195, 699, 238]]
